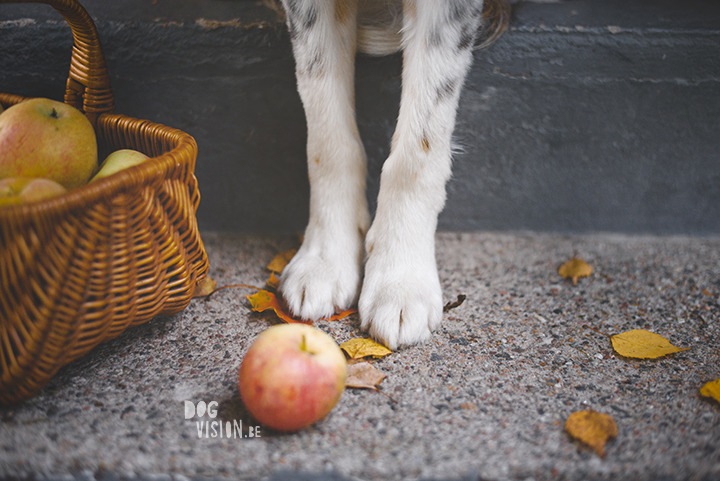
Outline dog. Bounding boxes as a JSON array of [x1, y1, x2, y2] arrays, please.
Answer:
[[276, 0, 509, 349]]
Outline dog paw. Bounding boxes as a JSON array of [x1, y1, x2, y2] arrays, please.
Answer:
[[359, 234, 443, 350], [279, 230, 364, 321]]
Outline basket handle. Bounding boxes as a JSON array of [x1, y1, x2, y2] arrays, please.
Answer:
[[1, 0, 115, 124]]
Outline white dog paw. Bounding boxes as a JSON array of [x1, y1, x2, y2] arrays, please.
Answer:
[[358, 235, 443, 350], [279, 232, 363, 321]]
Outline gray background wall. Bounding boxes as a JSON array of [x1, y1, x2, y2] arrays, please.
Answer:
[[1, 0, 719, 234]]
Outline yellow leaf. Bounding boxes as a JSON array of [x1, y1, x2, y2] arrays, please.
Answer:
[[558, 257, 593, 285], [345, 362, 387, 389], [246, 288, 352, 324], [340, 338, 392, 360], [266, 249, 297, 273], [700, 378, 720, 404], [192, 275, 217, 298], [246, 290, 307, 324], [266, 272, 281, 290], [610, 329, 690, 359], [565, 410, 618, 457]]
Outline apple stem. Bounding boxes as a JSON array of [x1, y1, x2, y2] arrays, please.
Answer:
[[50, 108, 60, 119], [300, 334, 307, 352]]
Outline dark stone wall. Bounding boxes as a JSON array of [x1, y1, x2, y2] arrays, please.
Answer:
[[2, 0, 719, 234]]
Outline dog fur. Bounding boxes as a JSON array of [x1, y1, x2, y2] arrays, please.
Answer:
[[276, 0, 510, 349]]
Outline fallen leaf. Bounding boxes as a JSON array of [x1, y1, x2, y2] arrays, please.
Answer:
[[700, 378, 720, 404], [443, 294, 467, 312], [345, 362, 386, 389], [558, 257, 593, 285], [340, 338, 392, 360], [192, 275, 217, 298], [324, 308, 357, 322], [610, 329, 690, 359], [266, 272, 281, 290], [565, 409, 618, 457], [266, 249, 297, 273], [246, 290, 308, 324], [246, 288, 353, 324]]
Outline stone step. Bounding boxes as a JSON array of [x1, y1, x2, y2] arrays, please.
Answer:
[[1, 0, 719, 234]]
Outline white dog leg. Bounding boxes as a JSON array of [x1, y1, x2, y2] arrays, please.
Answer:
[[360, 0, 484, 349], [279, 0, 370, 320]]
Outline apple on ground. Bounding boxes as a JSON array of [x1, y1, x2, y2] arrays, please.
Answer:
[[0, 98, 97, 189], [0, 177, 67, 207], [238, 323, 347, 432], [91, 149, 149, 182]]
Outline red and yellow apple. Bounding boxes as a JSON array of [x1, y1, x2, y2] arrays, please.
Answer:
[[0, 98, 97, 189], [0, 177, 67, 207], [238, 323, 347, 432], [91, 149, 149, 182]]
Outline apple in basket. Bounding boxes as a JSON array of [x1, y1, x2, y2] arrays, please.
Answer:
[[0, 177, 67, 207], [0, 98, 97, 189], [91, 149, 149, 182], [238, 324, 347, 432]]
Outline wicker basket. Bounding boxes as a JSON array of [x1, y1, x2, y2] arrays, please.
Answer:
[[0, 0, 209, 405]]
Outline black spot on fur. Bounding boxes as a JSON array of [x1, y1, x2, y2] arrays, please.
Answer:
[[284, 0, 318, 42], [427, 1, 482, 50], [428, 27, 444, 49], [449, 0, 484, 24], [436, 77, 460, 104], [457, 21, 478, 50], [449, 0, 480, 23]]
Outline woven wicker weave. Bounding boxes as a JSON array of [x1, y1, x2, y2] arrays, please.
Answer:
[[0, 0, 209, 405]]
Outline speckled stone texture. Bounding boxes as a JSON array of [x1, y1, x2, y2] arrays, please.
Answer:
[[1, 232, 719, 481]]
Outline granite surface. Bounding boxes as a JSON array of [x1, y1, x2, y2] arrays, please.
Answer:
[[1, 232, 719, 481]]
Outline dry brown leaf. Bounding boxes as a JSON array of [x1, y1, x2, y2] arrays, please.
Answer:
[[558, 257, 593, 285], [700, 378, 720, 404], [340, 338, 392, 360], [192, 275, 217, 298], [611, 329, 690, 359], [443, 294, 467, 312], [345, 362, 387, 389], [266, 249, 297, 273], [565, 409, 618, 457]]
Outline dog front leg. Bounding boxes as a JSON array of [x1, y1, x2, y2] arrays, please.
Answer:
[[279, 0, 370, 320], [360, 0, 484, 349]]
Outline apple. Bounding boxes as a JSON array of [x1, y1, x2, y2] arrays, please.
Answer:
[[91, 149, 149, 182], [238, 323, 347, 432], [0, 177, 67, 207], [0, 98, 97, 189]]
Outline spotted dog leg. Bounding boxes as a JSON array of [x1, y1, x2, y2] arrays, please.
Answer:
[[359, 0, 484, 349], [278, 0, 370, 320]]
